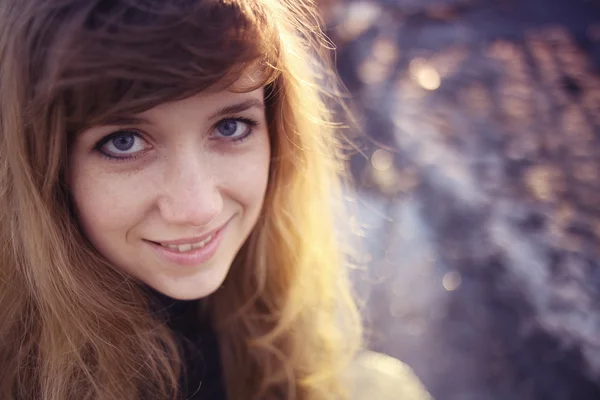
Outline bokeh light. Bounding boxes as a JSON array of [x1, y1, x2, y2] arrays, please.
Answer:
[[409, 58, 441, 91]]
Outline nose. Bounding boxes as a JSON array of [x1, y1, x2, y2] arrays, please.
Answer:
[[157, 154, 222, 228]]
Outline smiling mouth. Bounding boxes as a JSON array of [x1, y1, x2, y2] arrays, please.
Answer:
[[157, 234, 216, 253], [147, 219, 231, 254]]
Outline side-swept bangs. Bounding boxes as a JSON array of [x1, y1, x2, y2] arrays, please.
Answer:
[[27, 0, 281, 133]]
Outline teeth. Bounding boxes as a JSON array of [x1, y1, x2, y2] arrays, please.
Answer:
[[178, 244, 192, 252], [162, 234, 214, 253]]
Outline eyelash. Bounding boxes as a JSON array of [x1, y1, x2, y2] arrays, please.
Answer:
[[94, 116, 260, 162]]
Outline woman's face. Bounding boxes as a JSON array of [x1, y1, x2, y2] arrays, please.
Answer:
[[68, 80, 271, 300]]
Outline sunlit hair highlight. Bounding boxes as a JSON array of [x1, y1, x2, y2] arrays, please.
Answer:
[[0, 0, 361, 399]]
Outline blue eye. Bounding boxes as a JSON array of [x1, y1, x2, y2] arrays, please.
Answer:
[[96, 130, 149, 159], [214, 118, 257, 141], [111, 133, 135, 151], [217, 120, 241, 137]]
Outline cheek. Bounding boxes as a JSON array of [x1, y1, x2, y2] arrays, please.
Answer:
[[217, 137, 271, 209], [68, 164, 150, 242]]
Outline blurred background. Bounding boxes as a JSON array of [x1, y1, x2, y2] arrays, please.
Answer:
[[315, 0, 600, 399]]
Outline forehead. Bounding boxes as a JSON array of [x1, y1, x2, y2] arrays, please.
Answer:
[[136, 86, 266, 122], [89, 68, 269, 128], [223, 65, 269, 93], [71, 63, 273, 134]]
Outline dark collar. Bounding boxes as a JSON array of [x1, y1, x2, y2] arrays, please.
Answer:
[[145, 288, 227, 400]]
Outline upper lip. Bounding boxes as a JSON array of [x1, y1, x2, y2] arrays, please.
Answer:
[[150, 220, 227, 246]]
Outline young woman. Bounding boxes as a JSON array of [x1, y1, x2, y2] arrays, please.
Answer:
[[0, 0, 363, 399]]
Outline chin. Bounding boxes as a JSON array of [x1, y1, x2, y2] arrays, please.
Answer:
[[151, 268, 229, 301]]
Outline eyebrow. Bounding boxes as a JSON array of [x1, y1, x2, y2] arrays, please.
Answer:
[[98, 115, 150, 126], [97, 98, 265, 127], [208, 98, 265, 120]]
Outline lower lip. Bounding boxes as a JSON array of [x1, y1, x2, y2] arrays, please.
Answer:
[[146, 224, 227, 267]]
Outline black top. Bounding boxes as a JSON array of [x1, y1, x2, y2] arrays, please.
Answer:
[[148, 290, 227, 400]]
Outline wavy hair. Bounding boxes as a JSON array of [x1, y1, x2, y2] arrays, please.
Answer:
[[0, 0, 361, 399]]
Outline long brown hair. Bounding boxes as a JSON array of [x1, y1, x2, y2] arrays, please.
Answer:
[[0, 0, 361, 399]]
